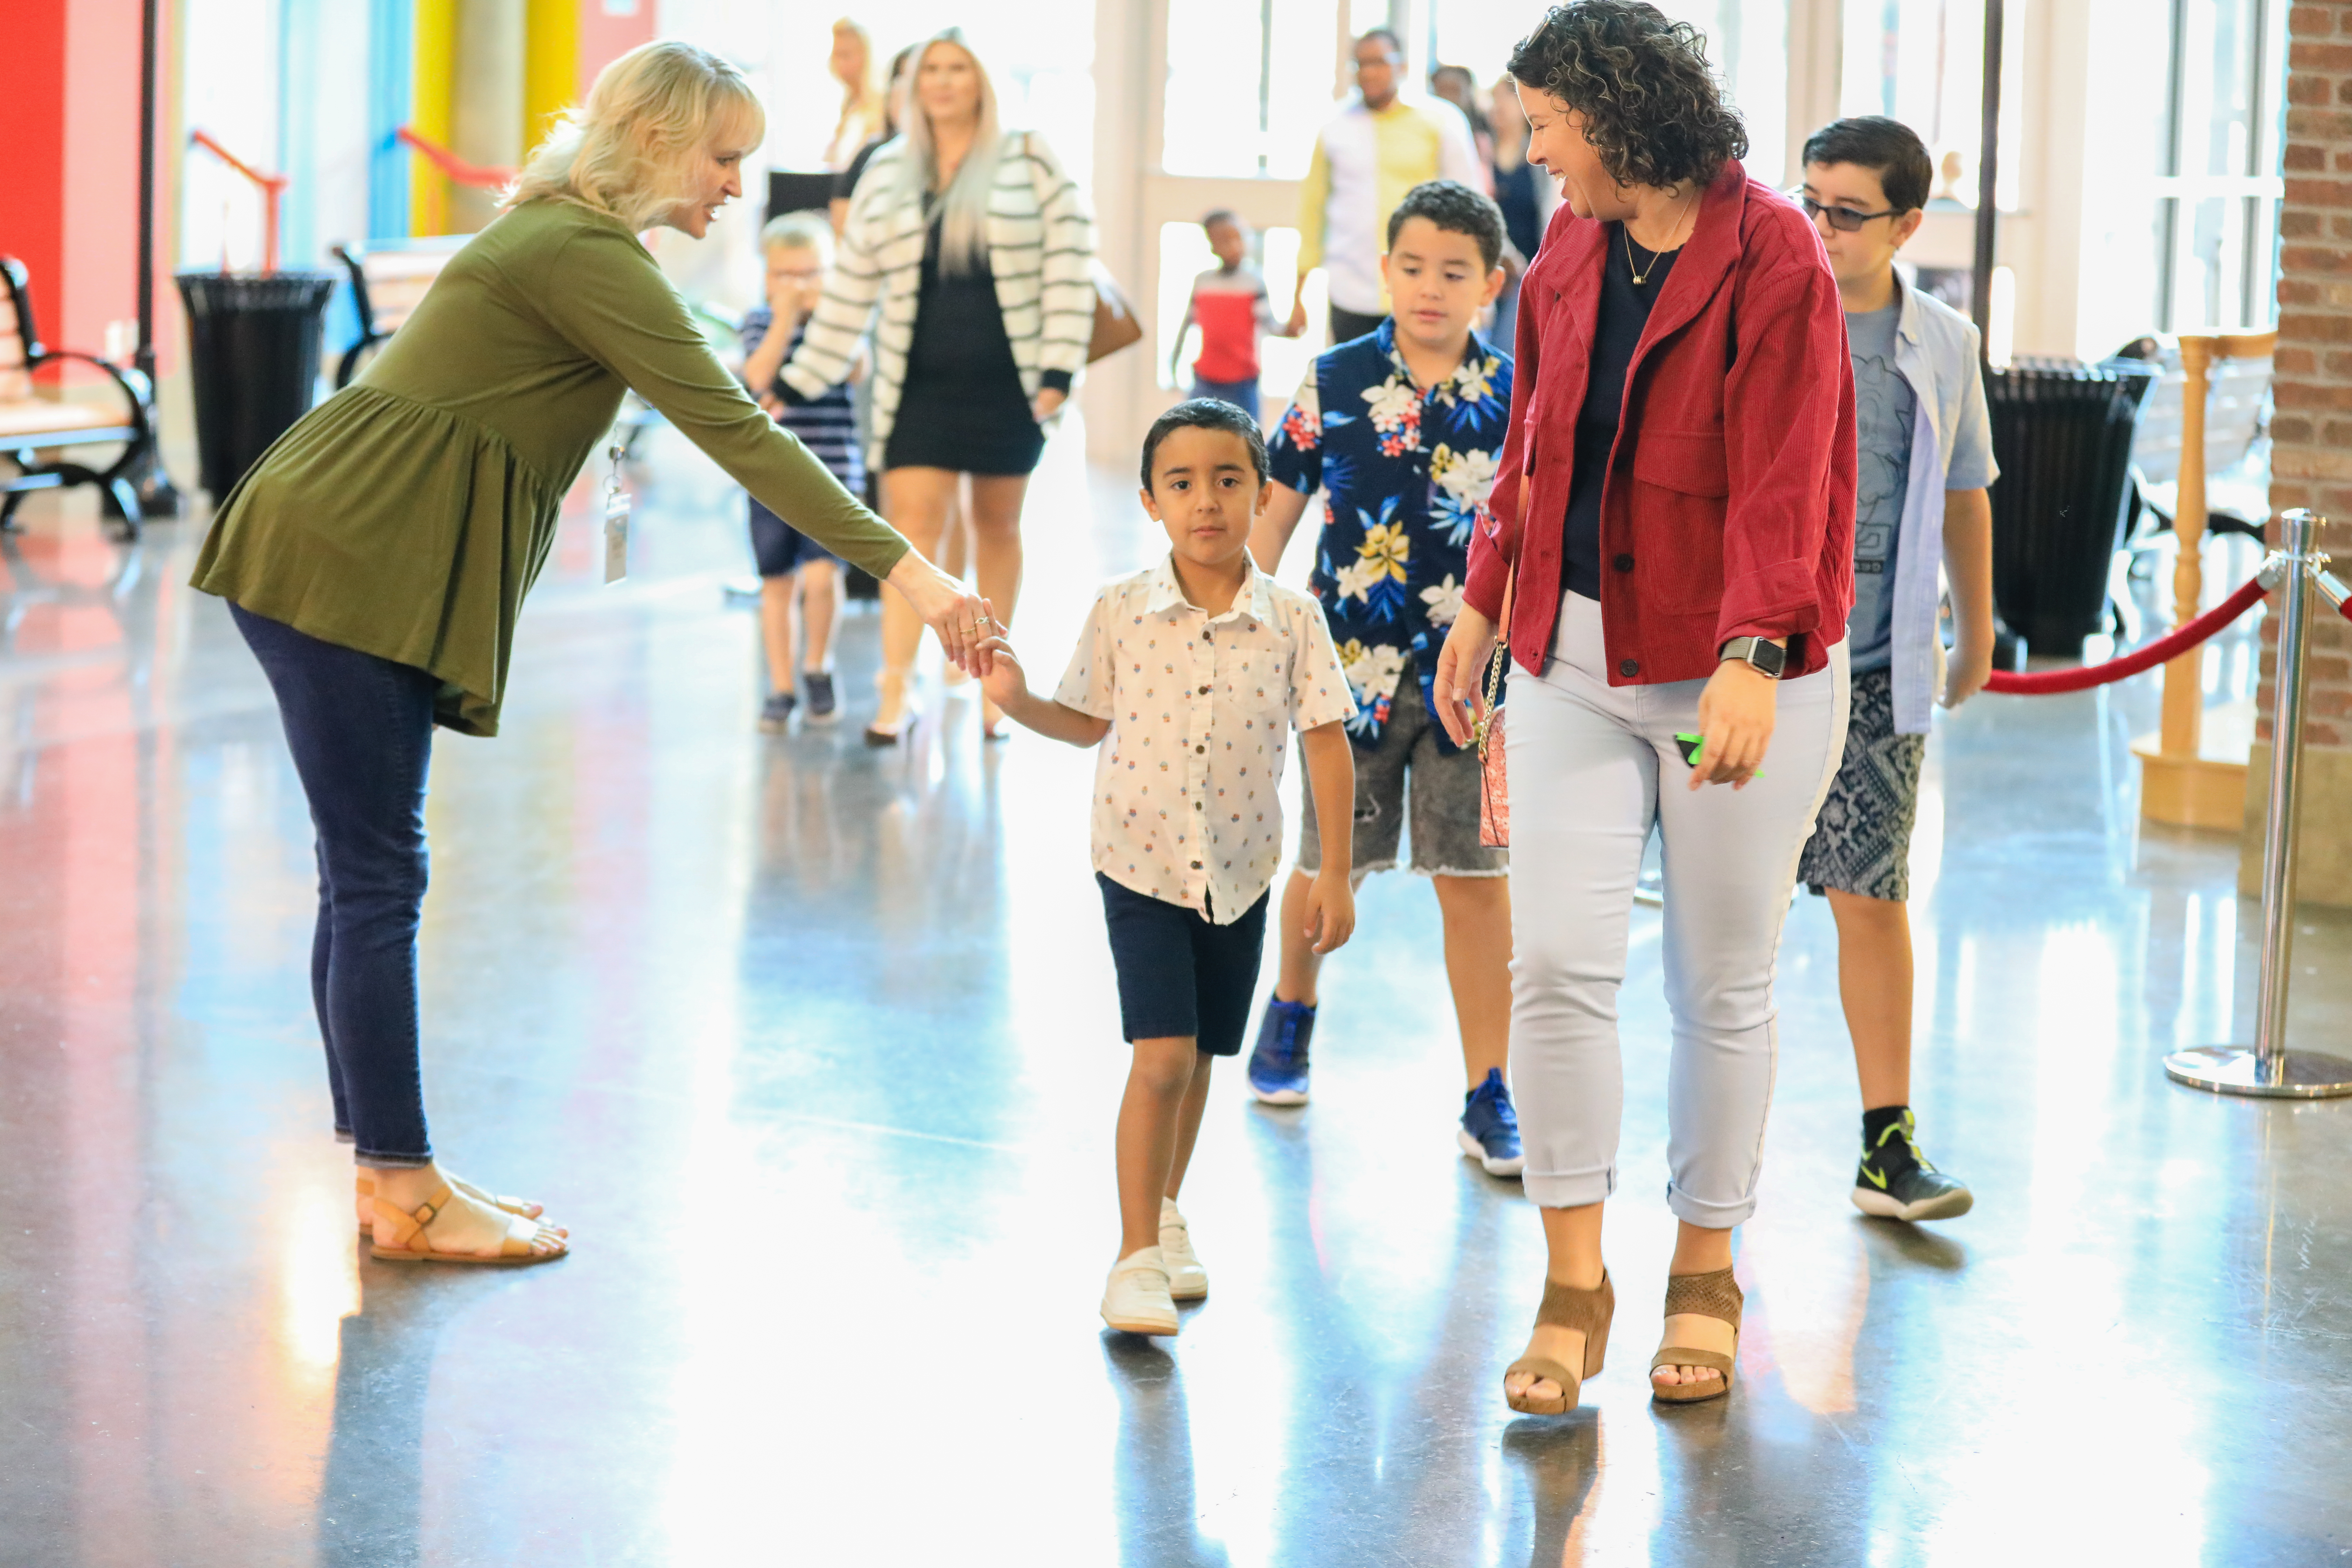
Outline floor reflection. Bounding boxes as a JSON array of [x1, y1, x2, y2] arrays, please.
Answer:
[[3, 436, 2350, 1565]]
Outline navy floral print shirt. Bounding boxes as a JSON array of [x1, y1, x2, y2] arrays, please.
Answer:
[[1266, 318, 1512, 751]]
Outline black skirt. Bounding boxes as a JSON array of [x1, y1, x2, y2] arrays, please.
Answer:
[[882, 210, 1046, 477]]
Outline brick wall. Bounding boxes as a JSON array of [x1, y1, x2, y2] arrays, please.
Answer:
[[2267, 1, 2352, 749]]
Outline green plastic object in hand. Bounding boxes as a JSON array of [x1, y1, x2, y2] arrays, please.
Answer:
[[1673, 732, 1762, 778]]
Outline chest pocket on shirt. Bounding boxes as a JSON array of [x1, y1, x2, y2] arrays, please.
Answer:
[[1627, 430, 1729, 615]]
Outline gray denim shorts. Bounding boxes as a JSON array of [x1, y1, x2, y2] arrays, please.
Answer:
[[1298, 657, 1507, 880]]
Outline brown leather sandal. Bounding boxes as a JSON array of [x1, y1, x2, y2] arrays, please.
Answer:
[[355, 1174, 544, 1235], [1650, 1267, 1742, 1403], [1503, 1270, 1614, 1414], [369, 1183, 567, 1265]]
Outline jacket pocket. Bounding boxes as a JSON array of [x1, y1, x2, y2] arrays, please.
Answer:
[[1626, 429, 1728, 614]]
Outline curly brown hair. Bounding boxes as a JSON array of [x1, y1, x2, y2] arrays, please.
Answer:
[[1508, 1, 1748, 192]]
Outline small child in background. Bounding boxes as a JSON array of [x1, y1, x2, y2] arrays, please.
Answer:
[[740, 214, 860, 731], [978, 399, 1360, 1337], [1169, 210, 1297, 421]]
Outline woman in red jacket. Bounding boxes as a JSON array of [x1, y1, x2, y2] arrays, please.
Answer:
[[1433, 1, 1855, 1412]]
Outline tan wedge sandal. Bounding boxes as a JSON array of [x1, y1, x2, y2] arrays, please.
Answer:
[[1503, 1270, 1615, 1415], [355, 1174, 546, 1235], [370, 1183, 568, 1265], [1650, 1267, 1742, 1404]]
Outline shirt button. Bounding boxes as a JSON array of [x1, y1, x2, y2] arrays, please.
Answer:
[[1190, 860, 1202, 869], [1196, 744, 1205, 753], [1619, 659, 1639, 678], [1198, 685, 1210, 694], [1613, 553, 1635, 573]]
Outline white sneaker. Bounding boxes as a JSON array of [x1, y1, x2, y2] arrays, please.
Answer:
[[1100, 1247, 1179, 1335], [1158, 1198, 1208, 1301]]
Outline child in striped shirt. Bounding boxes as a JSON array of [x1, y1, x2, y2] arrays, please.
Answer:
[[741, 214, 863, 730]]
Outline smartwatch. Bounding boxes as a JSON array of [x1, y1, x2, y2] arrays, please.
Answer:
[[1718, 636, 1787, 679]]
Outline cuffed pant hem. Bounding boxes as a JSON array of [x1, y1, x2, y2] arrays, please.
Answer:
[[1523, 1167, 1616, 1210], [1414, 863, 1511, 880], [354, 1150, 433, 1171], [1665, 1185, 1755, 1228], [333, 1127, 356, 1144]]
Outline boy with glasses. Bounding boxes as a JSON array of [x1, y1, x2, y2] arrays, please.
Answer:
[[1795, 117, 1999, 1223]]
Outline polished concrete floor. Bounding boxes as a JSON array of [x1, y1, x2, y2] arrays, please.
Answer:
[[4, 419, 2351, 1568]]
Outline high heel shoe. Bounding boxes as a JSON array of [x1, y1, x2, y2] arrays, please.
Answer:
[[1503, 1269, 1614, 1414], [864, 669, 917, 746], [1649, 1267, 1742, 1403]]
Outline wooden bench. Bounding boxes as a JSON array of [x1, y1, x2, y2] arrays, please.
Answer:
[[0, 256, 156, 539]]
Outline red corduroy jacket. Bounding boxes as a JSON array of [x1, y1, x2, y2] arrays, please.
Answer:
[[1467, 160, 1856, 685]]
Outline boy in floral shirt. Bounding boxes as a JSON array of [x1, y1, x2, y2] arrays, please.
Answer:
[[1247, 179, 1523, 1176]]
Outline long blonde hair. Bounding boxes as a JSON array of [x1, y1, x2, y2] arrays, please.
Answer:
[[894, 31, 1003, 275], [508, 41, 764, 232], [830, 19, 883, 150]]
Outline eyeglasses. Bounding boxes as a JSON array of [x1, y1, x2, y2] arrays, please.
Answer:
[[1795, 193, 1903, 232]]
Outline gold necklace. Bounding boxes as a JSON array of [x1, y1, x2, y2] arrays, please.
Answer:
[[1623, 192, 1692, 286]]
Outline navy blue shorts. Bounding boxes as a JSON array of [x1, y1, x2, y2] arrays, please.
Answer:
[[1096, 873, 1270, 1055], [749, 501, 840, 579]]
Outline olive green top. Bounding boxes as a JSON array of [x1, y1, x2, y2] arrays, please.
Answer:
[[191, 198, 911, 736]]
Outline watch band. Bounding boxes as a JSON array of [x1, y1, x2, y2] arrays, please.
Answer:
[[1719, 636, 1787, 678]]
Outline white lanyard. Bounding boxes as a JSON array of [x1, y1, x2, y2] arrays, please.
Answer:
[[601, 441, 631, 584]]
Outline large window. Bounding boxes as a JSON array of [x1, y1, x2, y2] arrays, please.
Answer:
[[1839, 0, 2025, 211], [2152, 0, 2287, 331], [1161, 0, 1340, 178]]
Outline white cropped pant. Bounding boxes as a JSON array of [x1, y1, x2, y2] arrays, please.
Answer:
[[1505, 592, 1849, 1225]]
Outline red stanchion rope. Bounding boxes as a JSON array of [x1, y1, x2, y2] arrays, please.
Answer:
[[1983, 571, 2272, 695]]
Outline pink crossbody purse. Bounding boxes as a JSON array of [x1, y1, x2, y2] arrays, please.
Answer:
[[1475, 567, 1516, 849]]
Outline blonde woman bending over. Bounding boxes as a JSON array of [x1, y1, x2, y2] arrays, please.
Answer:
[[780, 29, 1096, 743], [190, 41, 991, 1264]]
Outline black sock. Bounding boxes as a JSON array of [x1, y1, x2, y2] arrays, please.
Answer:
[[1861, 1104, 1911, 1154]]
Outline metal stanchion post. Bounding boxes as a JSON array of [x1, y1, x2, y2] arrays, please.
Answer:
[[2166, 509, 2352, 1097]]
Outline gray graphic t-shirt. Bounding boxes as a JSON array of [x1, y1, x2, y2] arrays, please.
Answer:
[[1845, 300, 1913, 674]]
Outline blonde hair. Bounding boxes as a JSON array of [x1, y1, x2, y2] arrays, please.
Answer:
[[761, 212, 834, 264], [894, 31, 1003, 275], [831, 19, 883, 145], [508, 41, 764, 232]]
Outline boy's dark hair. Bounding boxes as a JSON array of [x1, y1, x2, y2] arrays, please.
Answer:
[[1200, 208, 1241, 232], [1508, 1, 1749, 191], [1801, 116, 1934, 214], [1140, 399, 1269, 492], [1386, 180, 1507, 272], [1357, 27, 1403, 55]]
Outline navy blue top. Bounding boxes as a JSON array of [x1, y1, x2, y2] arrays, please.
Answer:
[[742, 308, 863, 507], [1561, 225, 1679, 601]]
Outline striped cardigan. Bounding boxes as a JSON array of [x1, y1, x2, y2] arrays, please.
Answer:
[[781, 130, 1095, 469]]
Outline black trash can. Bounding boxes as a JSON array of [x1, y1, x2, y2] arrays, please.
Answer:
[[1982, 356, 2157, 657], [176, 270, 338, 499]]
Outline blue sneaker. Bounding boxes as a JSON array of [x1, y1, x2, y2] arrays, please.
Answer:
[[1247, 999, 1315, 1104], [1458, 1068, 1525, 1177]]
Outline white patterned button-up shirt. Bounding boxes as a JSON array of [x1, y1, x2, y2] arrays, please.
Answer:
[[1055, 555, 1357, 925]]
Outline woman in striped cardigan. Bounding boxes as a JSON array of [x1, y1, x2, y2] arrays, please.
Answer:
[[782, 30, 1095, 742]]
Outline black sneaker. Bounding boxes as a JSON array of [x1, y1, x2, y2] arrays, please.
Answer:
[[803, 671, 838, 723], [1852, 1108, 1973, 1222], [758, 691, 797, 733]]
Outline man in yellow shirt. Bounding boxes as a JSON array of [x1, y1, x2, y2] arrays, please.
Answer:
[[1289, 30, 1486, 345]]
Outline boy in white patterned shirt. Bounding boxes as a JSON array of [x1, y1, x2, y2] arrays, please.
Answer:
[[978, 399, 1360, 1336]]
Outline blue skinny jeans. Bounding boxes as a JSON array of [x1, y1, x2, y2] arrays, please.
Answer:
[[232, 603, 436, 1168]]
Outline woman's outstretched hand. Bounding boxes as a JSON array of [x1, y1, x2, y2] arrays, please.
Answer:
[[886, 553, 993, 676], [1434, 604, 1499, 749], [1031, 387, 1068, 423], [1690, 657, 1779, 790]]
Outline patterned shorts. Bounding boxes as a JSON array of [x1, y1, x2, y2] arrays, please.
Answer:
[[1798, 665, 1925, 903]]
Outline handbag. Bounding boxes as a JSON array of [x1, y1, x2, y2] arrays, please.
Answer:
[[1475, 568, 1516, 849], [1087, 263, 1144, 363]]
